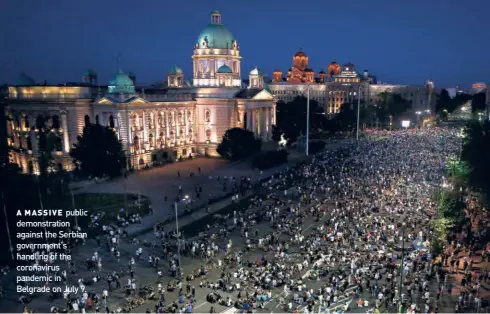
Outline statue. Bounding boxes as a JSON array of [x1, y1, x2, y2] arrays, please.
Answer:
[[278, 134, 288, 149]]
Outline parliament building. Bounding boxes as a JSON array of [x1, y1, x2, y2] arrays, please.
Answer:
[[4, 11, 276, 174]]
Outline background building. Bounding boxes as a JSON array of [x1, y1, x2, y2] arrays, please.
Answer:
[[4, 11, 275, 174], [269, 50, 437, 115]]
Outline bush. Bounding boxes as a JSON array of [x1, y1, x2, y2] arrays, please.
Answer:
[[309, 141, 326, 154], [253, 150, 288, 170]]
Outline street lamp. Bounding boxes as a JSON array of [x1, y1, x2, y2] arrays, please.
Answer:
[[356, 84, 361, 142], [306, 84, 311, 156], [174, 202, 182, 276]]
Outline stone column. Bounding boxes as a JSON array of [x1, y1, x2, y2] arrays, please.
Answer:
[[261, 108, 267, 138], [265, 107, 271, 139], [184, 110, 189, 137], [142, 111, 147, 149], [246, 109, 251, 131], [60, 110, 70, 153], [251, 110, 255, 135], [165, 111, 170, 138]]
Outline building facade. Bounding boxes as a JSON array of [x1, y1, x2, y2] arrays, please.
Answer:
[[4, 11, 276, 174], [269, 50, 437, 115]]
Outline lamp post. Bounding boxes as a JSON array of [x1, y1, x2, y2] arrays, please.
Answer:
[[306, 84, 310, 156], [174, 202, 181, 276], [415, 111, 422, 127], [356, 84, 361, 142], [1, 192, 14, 261]]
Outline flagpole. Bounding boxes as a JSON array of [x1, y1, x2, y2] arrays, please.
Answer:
[[1, 192, 14, 260]]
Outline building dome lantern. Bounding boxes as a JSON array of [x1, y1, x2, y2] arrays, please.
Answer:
[[108, 70, 135, 95], [168, 65, 184, 87], [193, 11, 241, 87]]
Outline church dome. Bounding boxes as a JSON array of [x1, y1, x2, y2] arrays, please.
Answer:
[[15, 73, 35, 86], [108, 70, 135, 94], [295, 51, 307, 57], [168, 65, 183, 74], [196, 11, 236, 49], [217, 64, 232, 73]]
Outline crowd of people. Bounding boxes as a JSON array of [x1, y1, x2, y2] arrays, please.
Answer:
[[3, 127, 489, 313]]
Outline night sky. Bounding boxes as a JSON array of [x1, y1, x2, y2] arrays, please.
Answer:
[[1, 0, 489, 88]]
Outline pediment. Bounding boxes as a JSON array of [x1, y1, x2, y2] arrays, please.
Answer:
[[252, 89, 274, 100], [96, 97, 116, 104], [124, 96, 149, 104]]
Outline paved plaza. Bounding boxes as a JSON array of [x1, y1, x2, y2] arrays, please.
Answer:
[[2, 133, 489, 314]]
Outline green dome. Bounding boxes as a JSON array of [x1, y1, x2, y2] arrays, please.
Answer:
[[15, 73, 35, 86], [108, 70, 135, 94], [168, 65, 183, 74], [217, 64, 232, 73], [196, 23, 236, 49], [83, 69, 97, 76]]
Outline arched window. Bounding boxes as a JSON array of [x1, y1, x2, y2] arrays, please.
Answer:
[[52, 115, 60, 129], [134, 136, 139, 151], [95, 114, 100, 125], [84, 115, 90, 126], [109, 115, 115, 128], [178, 111, 183, 124], [149, 133, 154, 147]]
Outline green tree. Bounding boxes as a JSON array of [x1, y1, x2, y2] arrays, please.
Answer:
[[332, 103, 356, 132], [70, 123, 126, 178], [35, 115, 59, 178], [217, 128, 261, 161], [461, 120, 490, 203], [375, 92, 411, 127], [436, 89, 451, 114], [471, 92, 486, 113], [431, 217, 454, 255], [274, 96, 325, 142], [438, 190, 467, 229]]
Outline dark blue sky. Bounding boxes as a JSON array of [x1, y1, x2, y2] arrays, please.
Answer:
[[1, 0, 489, 88]]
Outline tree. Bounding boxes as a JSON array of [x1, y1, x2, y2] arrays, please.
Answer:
[[461, 120, 490, 203], [431, 217, 454, 255], [375, 92, 411, 127], [471, 92, 486, 113], [332, 103, 356, 132], [274, 96, 325, 142], [217, 128, 261, 161], [436, 89, 451, 114], [70, 123, 126, 178]]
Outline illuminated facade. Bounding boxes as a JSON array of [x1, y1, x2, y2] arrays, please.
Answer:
[[192, 11, 241, 87], [286, 51, 315, 83], [4, 11, 275, 174], [269, 52, 437, 115]]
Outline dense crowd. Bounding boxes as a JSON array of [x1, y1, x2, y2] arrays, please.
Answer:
[[3, 128, 490, 313]]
